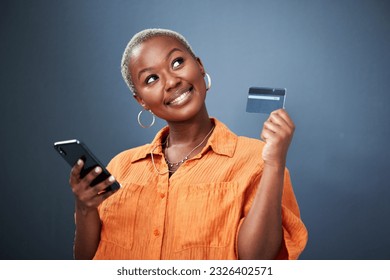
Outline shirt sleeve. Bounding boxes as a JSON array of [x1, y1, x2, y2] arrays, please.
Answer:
[[96, 153, 122, 216], [276, 168, 308, 259], [236, 168, 308, 260]]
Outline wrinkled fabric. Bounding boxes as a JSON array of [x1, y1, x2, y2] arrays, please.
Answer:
[[93, 118, 308, 260]]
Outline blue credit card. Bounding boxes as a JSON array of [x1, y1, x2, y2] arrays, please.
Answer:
[[246, 87, 287, 114]]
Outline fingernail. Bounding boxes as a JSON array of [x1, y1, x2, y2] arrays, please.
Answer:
[[108, 176, 115, 182], [77, 159, 83, 165], [94, 166, 102, 173]]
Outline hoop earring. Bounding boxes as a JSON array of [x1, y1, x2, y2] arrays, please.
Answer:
[[205, 73, 211, 91], [137, 109, 155, 128]]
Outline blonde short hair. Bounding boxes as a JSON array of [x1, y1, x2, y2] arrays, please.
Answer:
[[121, 28, 196, 95]]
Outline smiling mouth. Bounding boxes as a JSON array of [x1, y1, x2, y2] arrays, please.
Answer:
[[167, 87, 193, 106]]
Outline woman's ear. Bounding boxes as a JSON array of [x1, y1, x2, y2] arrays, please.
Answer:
[[133, 94, 149, 110], [196, 57, 206, 76]]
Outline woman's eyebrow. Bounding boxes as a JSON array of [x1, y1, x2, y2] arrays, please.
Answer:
[[137, 48, 184, 80], [166, 48, 184, 60]]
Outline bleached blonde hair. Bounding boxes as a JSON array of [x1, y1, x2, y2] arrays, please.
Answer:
[[120, 28, 196, 95]]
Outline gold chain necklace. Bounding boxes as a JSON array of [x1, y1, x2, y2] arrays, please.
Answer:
[[164, 125, 215, 169], [150, 125, 215, 175]]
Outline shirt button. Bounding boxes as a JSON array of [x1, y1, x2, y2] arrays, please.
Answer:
[[160, 193, 165, 199], [153, 229, 160, 236]]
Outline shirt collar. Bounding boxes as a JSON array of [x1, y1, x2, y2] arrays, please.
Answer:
[[130, 118, 237, 163], [207, 118, 237, 157]]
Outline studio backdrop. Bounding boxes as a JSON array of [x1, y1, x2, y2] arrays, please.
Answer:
[[1, 0, 389, 259]]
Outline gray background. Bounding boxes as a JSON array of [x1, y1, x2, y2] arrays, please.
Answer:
[[1, 0, 389, 259]]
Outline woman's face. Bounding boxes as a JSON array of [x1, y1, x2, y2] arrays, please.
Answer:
[[129, 36, 207, 122]]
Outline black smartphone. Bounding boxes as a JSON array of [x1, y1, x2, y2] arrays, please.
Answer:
[[53, 139, 120, 192]]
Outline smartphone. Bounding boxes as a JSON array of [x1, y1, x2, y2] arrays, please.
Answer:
[[53, 139, 120, 192]]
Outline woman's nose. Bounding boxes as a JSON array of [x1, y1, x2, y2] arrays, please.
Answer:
[[164, 75, 181, 92]]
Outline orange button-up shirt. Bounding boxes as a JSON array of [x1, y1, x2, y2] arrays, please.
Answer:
[[93, 118, 308, 260]]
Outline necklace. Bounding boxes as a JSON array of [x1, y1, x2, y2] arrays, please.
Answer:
[[150, 125, 215, 175], [164, 125, 215, 170]]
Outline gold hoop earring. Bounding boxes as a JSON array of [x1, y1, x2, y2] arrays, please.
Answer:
[[205, 73, 211, 91], [137, 109, 155, 128]]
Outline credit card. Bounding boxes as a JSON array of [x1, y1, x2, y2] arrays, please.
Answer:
[[246, 87, 287, 114]]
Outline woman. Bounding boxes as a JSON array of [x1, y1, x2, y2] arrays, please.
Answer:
[[69, 28, 308, 260]]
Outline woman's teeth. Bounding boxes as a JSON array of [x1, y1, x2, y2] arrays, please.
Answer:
[[169, 90, 191, 105]]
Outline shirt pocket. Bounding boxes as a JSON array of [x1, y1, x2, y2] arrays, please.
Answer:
[[99, 182, 143, 250], [172, 181, 241, 252]]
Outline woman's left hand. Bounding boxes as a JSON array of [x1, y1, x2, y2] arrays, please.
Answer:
[[260, 109, 295, 168]]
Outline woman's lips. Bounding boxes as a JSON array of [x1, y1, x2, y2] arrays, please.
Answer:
[[167, 87, 193, 106]]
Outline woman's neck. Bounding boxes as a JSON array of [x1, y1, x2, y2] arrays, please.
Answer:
[[166, 109, 213, 147], [163, 106, 214, 175]]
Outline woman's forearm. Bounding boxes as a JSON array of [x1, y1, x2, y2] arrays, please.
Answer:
[[237, 164, 285, 259], [73, 204, 101, 260]]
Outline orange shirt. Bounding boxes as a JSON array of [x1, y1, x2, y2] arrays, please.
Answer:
[[93, 118, 308, 260]]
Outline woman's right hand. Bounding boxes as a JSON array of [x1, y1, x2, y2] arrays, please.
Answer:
[[69, 159, 118, 215]]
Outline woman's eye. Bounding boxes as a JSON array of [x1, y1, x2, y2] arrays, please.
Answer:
[[146, 75, 158, 84], [172, 58, 184, 69]]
